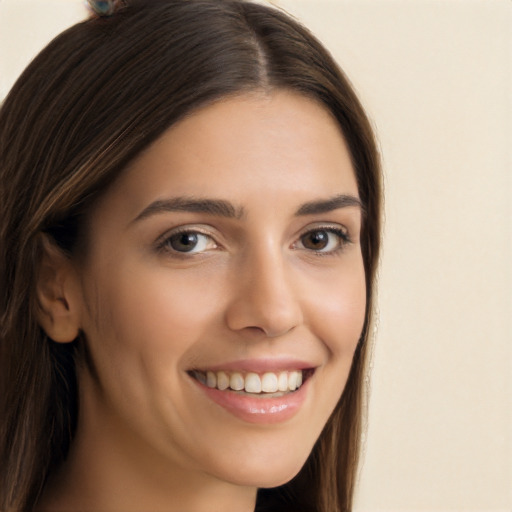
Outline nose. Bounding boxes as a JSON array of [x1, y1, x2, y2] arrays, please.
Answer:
[[224, 248, 303, 338]]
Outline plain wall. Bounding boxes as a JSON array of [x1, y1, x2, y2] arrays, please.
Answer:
[[1, 1, 511, 510]]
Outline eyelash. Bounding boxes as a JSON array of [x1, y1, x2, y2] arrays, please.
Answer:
[[156, 225, 351, 258]]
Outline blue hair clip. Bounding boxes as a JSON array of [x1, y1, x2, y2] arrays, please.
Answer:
[[86, 0, 124, 17]]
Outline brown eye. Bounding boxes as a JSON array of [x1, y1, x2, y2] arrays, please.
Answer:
[[169, 232, 199, 252], [301, 230, 330, 250], [162, 231, 215, 254], [298, 228, 349, 253]]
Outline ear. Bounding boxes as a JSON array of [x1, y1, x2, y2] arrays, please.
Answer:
[[36, 233, 82, 343]]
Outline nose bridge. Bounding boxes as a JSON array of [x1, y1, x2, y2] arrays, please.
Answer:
[[225, 239, 303, 338]]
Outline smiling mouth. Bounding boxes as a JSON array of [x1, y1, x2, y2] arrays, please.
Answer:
[[188, 369, 314, 397]]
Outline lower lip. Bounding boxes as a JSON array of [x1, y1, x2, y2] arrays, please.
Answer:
[[192, 378, 310, 424]]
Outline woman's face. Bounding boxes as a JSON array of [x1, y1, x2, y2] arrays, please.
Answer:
[[73, 90, 366, 490]]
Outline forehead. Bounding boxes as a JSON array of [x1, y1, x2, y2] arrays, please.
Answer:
[[92, 90, 358, 222]]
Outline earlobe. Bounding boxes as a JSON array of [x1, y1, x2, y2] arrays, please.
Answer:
[[36, 234, 82, 343]]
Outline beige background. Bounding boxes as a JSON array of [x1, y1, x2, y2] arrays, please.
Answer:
[[1, 0, 510, 510]]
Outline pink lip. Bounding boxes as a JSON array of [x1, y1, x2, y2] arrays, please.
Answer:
[[193, 378, 310, 424]]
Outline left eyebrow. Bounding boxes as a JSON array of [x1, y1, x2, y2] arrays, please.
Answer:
[[295, 194, 363, 216]]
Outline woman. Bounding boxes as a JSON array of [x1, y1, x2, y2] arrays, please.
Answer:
[[0, 0, 381, 510]]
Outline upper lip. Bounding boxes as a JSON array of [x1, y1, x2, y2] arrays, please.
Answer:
[[189, 357, 318, 374]]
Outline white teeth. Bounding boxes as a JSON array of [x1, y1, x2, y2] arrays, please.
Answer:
[[244, 373, 262, 393], [195, 369, 306, 394], [261, 372, 278, 393], [217, 371, 229, 391], [230, 372, 245, 391], [288, 371, 298, 391], [206, 371, 216, 389], [277, 372, 288, 392]]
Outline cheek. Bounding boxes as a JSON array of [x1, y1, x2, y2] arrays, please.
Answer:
[[300, 258, 366, 433], [78, 260, 229, 444], [302, 258, 366, 358], [81, 260, 225, 372]]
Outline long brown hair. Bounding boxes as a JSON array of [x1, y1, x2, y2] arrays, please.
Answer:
[[0, 1, 381, 510]]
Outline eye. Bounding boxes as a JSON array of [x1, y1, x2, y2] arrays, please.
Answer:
[[159, 229, 217, 254], [295, 227, 349, 254]]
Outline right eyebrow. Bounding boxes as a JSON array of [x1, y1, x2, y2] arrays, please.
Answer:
[[130, 196, 245, 224]]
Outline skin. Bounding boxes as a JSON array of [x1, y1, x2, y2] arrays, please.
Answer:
[[37, 90, 366, 512]]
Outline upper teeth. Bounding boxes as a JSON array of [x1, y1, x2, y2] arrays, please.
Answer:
[[195, 370, 304, 393]]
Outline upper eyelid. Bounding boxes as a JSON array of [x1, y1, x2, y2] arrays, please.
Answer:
[[157, 224, 218, 240], [158, 221, 348, 235], [297, 222, 350, 237]]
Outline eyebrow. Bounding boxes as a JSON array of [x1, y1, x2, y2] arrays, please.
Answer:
[[131, 193, 363, 224], [132, 197, 245, 223], [295, 194, 363, 216]]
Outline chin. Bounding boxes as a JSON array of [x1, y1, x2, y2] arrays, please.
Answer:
[[212, 448, 310, 489]]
